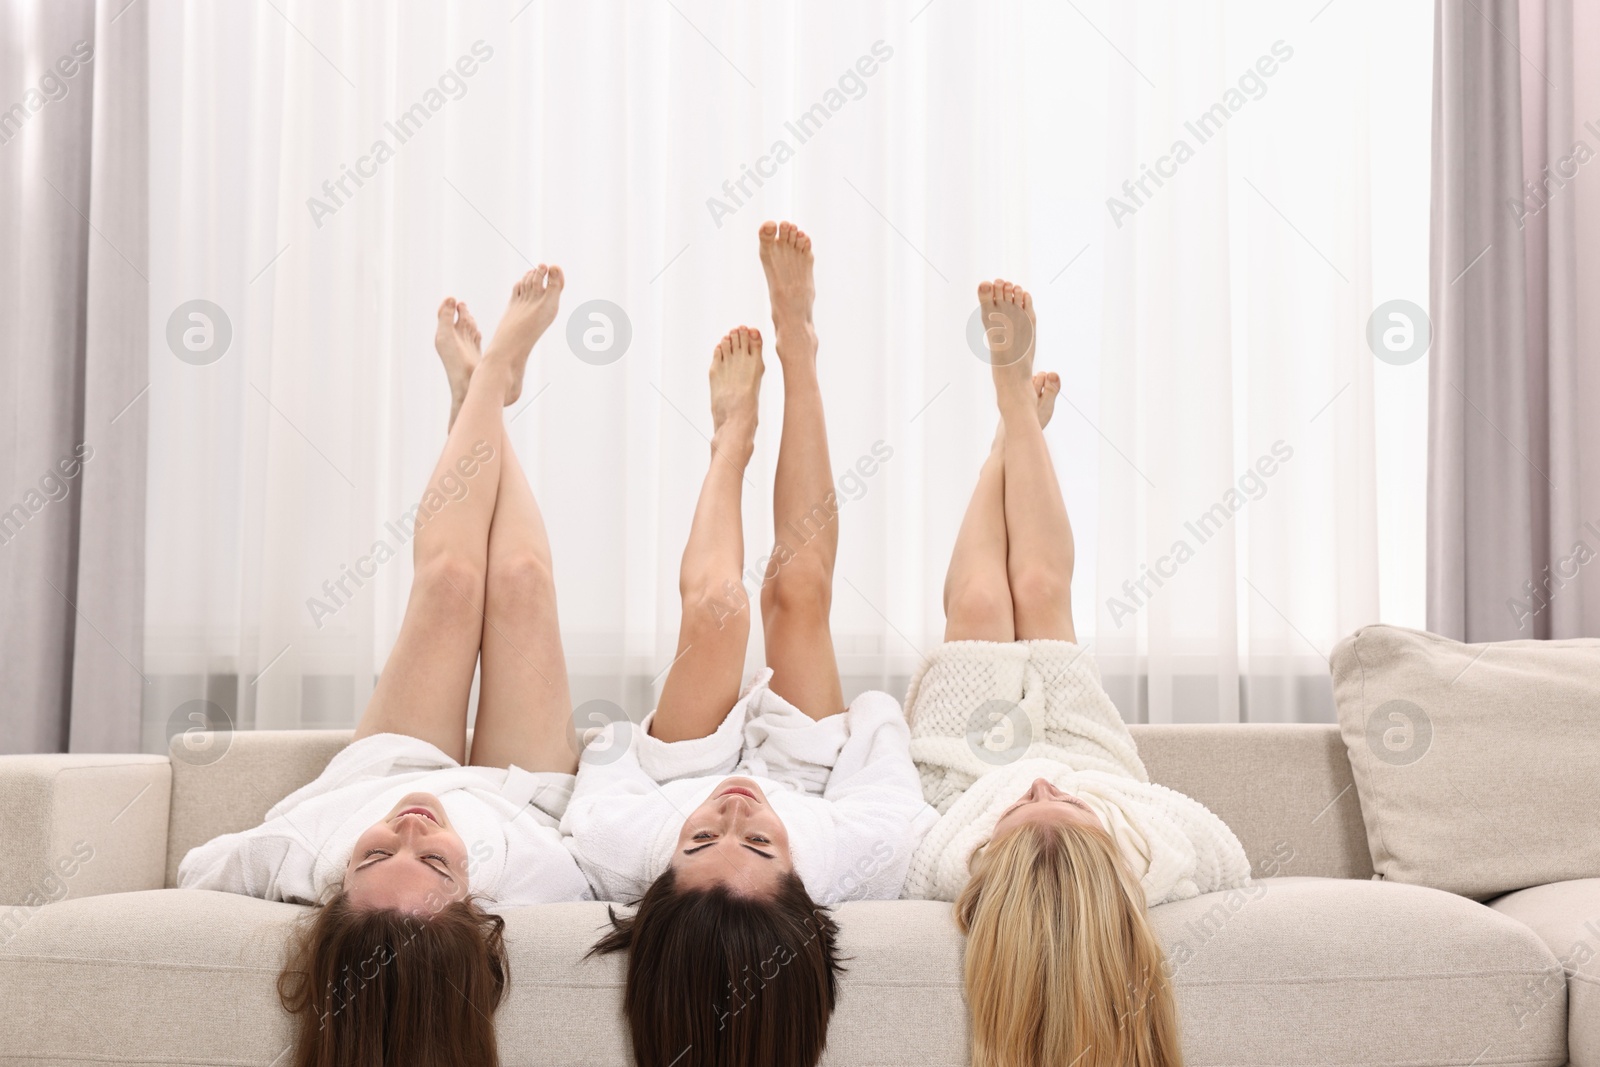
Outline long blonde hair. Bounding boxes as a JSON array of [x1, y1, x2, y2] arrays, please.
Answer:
[[955, 821, 1182, 1067]]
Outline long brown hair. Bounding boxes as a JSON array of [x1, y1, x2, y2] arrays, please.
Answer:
[[277, 892, 510, 1067], [956, 821, 1182, 1067], [591, 867, 845, 1067]]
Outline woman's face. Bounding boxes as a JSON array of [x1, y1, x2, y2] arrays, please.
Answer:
[[343, 792, 471, 914], [990, 777, 1105, 840], [670, 776, 793, 897]]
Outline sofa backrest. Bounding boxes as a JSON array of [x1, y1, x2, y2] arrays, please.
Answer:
[[1129, 723, 1371, 881], [164, 724, 1373, 888]]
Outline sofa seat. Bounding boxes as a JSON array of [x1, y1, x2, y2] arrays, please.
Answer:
[[1491, 879, 1600, 1067], [0, 876, 1566, 1067]]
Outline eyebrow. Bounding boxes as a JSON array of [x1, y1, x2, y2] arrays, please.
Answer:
[[681, 841, 775, 860]]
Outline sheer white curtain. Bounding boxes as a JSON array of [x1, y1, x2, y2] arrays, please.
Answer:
[[140, 0, 1431, 747], [1092, 1, 1433, 722]]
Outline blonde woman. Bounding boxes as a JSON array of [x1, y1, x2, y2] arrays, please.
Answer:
[[902, 280, 1253, 1067]]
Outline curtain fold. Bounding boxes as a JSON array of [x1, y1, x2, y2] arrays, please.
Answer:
[[1427, 0, 1600, 640], [70, 0, 150, 751], [1, 0, 147, 755]]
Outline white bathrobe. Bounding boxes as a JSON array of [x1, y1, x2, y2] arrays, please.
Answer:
[[562, 669, 939, 905], [903, 640, 1251, 906], [177, 732, 593, 907]]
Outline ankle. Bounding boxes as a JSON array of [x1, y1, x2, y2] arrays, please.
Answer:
[[711, 421, 756, 464], [996, 386, 1036, 424]]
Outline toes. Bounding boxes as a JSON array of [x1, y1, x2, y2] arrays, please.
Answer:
[[438, 297, 458, 322], [760, 220, 778, 241], [978, 281, 993, 305], [1044, 372, 1060, 394], [546, 266, 564, 289], [533, 265, 549, 289]]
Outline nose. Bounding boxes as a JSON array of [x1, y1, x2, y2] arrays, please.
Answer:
[[715, 794, 762, 835], [395, 812, 433, 840], [1029, 778, 1058, 800]]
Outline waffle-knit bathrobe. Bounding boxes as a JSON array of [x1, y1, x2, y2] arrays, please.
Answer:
[[903, 640, 1252, 906]]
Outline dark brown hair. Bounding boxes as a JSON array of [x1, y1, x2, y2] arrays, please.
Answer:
[[277, 892, 510, 1067], [591, 867, 845, 1067]]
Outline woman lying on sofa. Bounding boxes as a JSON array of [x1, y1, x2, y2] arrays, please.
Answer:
[[901, 280, 1253, 1067], [562, 222, 936, 1067], [178, 267, 585, 1066]]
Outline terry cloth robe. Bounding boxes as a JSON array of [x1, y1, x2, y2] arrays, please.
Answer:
[[902, 640, 1252, 906], [178, 732, 592, 907], [561, 668, 939, 904]]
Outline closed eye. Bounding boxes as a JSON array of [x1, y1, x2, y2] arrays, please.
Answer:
[[355, 849, 455, 881], [356, 848, 391, 870], [1001, 795, 1089, 820]]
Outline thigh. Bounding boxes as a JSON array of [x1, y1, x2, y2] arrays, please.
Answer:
[[651, 583, 753, 743], [762, 593, 845, 720], [468, 562, 576, 772], [352, 558, 482, 764]]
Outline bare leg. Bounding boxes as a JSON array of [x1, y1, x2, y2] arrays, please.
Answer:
[[464, 276, 575, 772], [754, 222, 845, 721], [652, 327, 764, 743], [943, 430, 1013, 643], [982, 278, 1077, 643], [943, 375, 1061, 641], [353, 296, 519, 761]]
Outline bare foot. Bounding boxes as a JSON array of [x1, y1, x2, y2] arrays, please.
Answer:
[[709, 326, 763, 464], [435, 297, 482, 429], [481, 265, 564, 406], [979, 278, 1037, 419], [758, 221, 817, 361], [1034, 371, 1060, 428]]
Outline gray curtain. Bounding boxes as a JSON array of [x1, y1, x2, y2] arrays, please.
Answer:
[[1428, 0, 1600, 640], [0, 0, 147, 754]]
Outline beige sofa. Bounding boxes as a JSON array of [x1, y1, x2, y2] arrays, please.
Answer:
[[0, 725, 1585, 1067]]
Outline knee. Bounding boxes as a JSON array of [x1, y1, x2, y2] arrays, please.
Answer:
[[487, 552, 556, 612], [681, 577, 751, 637], [1009, 564, 1071, 618], [413, 553, 486, 620], [760, 554, 832, 625], [944, 579, 1013, 636]]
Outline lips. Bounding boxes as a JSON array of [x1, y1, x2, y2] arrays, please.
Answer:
[[719, 785, 757, 800], [396, 807, 439, 824]]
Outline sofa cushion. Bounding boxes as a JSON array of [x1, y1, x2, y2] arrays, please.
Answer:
[[1331, 624, 1600, 899], [1490, 879, 1600, 1067], [0, 753, 171, 906], [0, 878, 1565, 1066]]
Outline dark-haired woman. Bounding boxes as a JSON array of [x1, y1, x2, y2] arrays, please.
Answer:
[[178, 268, 587, 1067], [563, 223, 935, 1067]]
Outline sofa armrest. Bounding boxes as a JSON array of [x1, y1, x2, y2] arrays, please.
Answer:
[[0, 754, 171, 907]]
